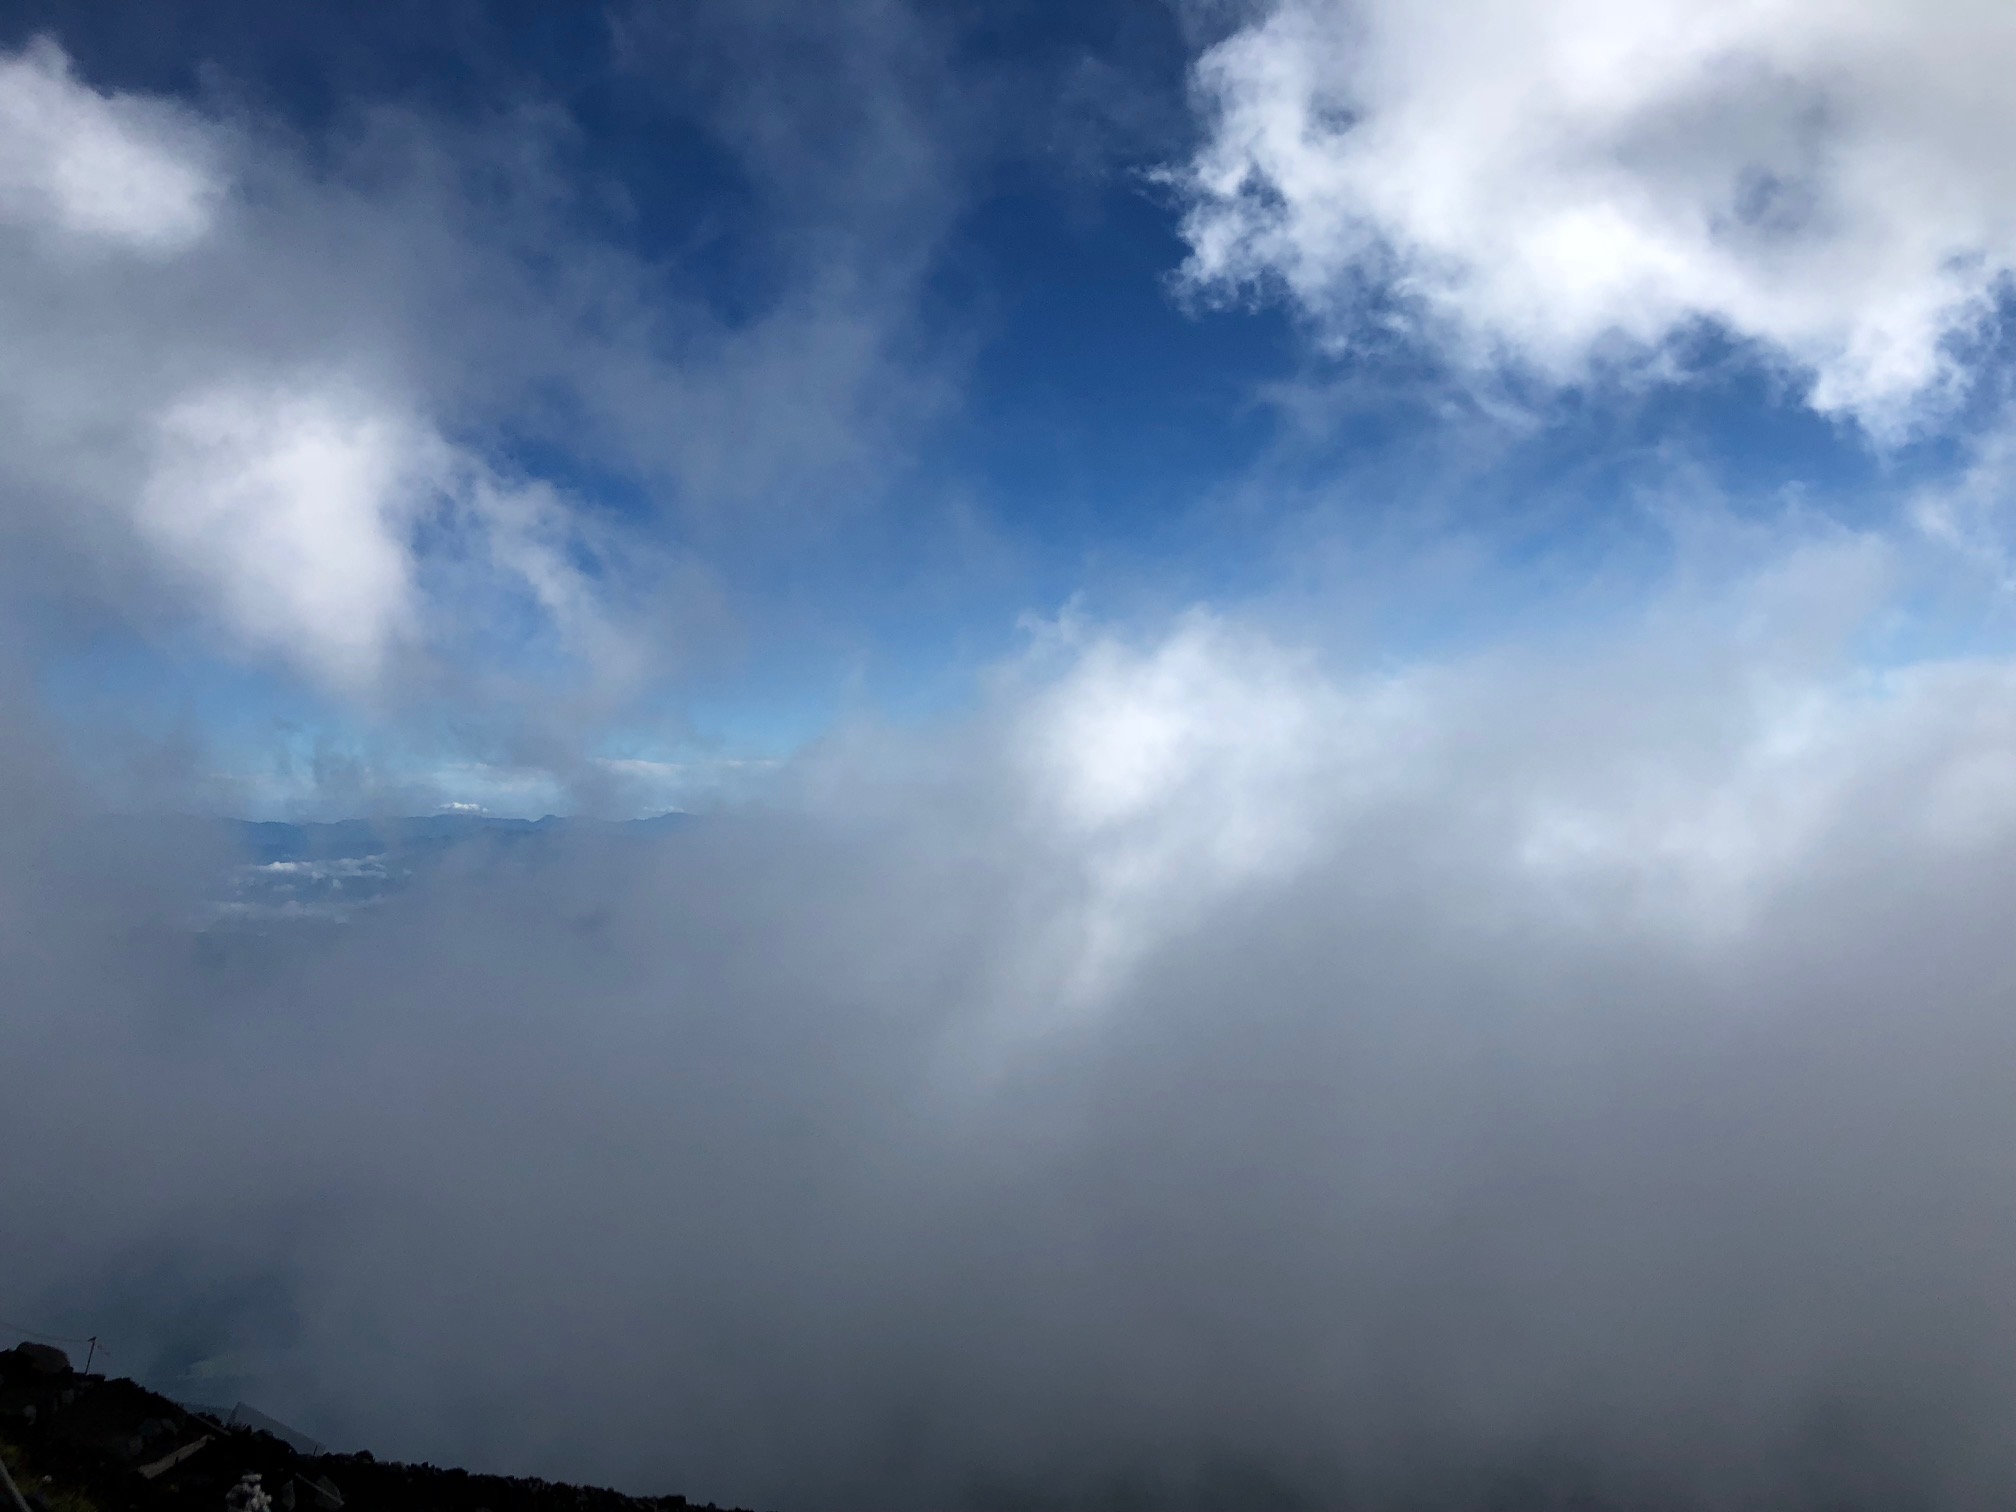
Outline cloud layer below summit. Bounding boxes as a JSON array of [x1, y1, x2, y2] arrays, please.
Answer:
[[13, 547, 2016, 1509]]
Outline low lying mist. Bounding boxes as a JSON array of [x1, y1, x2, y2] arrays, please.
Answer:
[[8, 565, 2016, 1511]]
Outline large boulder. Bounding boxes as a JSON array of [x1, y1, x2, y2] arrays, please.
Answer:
[[15, 1343, 69, 1375]]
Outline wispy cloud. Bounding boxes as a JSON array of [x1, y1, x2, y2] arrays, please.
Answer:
[[0, 29, 969, 773]]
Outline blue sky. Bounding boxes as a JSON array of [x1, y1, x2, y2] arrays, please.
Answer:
[[5, 0, 2016, 815]]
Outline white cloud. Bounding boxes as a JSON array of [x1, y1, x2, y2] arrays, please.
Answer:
[[0, 36, 222, 252], [1008, 612, 1398, 1013], [1172, 0, 2016, 432], [942, 534, 2000, 1047], [139, 383, 435, 692], [133, 378, 645, 702]]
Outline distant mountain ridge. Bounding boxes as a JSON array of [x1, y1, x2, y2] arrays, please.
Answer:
[[168, 813, 699, 926], [223, 813, 693, 866]]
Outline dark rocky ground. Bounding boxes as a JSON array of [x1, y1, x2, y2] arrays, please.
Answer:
[[0, 1345, 756, 1512]]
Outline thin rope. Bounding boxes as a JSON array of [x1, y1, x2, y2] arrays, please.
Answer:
[[0, 1318, 101, 1347]]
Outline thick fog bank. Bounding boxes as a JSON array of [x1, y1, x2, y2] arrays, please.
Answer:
[[9, 584, 2016, 1511]]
